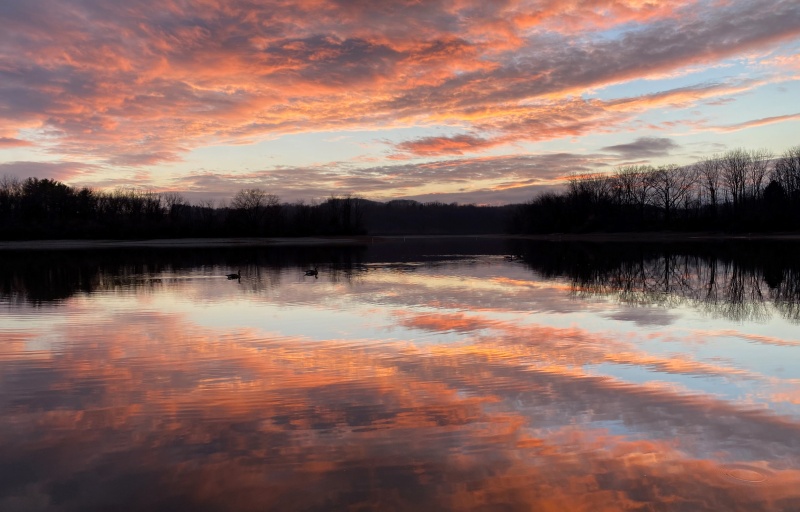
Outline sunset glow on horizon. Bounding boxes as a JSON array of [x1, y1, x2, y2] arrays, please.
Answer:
[[2, 0, 799, 205]]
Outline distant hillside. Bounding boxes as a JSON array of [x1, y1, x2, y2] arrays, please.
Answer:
[[360, 199, 515, 235]]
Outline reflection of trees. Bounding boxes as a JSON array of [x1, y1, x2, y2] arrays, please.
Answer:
[[772, 268, 800, 321], [0, 245, 370, 304], [7, 238, 797, 323], [513, 241, 800, 323], [0, 238, 513, 304]]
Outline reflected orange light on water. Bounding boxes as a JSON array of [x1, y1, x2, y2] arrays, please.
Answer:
[[1, 259, 800, 510]]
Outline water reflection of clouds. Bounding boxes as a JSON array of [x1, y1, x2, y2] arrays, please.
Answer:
[[322, 266, 588, 315], [2, 255, 800, 509], [606, 306, 679, 326], [2, 307, 800, 510], [60, 264, 800, 406], [148, 262, 800, 420]]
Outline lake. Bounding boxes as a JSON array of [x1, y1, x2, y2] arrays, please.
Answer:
[[1, 238, 799, 511]]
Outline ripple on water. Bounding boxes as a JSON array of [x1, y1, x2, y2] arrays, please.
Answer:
[[721, 463, 773, 485]]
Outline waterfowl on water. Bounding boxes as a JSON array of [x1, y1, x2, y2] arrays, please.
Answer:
[[227, 270, 241, 279], [304, 267, 318, 277]]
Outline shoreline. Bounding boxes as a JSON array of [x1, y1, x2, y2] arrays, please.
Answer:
[[501, 231, 800, 242], [2, 232, 800, 251], [0, 236, 372, 251]]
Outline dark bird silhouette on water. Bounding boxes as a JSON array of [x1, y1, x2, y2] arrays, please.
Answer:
[[227, 270, 241, 280], [304, 267, 318, 278]]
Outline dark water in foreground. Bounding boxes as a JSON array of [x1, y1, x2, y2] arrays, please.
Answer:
[[1, 238, 799, 511]]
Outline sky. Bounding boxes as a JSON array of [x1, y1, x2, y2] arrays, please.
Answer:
[[1, 0, 799, 205]]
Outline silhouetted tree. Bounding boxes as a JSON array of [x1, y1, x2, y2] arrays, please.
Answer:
[[229, 188, 280, 235], [746, 148, 772, 203], [720, 148, 749, 216], [773, 145, 800, 201], [649, 164, 697, 226], [511, 144, 800, 234], [696, 155, 722, 219]]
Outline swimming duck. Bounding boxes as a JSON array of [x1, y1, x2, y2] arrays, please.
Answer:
[[227, 270, 241, 279]]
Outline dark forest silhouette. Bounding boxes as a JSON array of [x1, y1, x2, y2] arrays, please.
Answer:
[[2, 145, 799, 239], [0, 178, 515, 238], [509, 145, 800, 233], [0, 180, 370, 239]]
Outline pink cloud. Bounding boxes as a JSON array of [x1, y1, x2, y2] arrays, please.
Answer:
[[0, 161, 96, 182], [763, 52, 800, 76], [715, 112, 800, 132], [0, 137, 34, 148], [392, 134, 503, 158], [510, 0, 698, 34]]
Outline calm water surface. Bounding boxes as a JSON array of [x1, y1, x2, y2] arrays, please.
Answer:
[[1, 239, 799, 511]]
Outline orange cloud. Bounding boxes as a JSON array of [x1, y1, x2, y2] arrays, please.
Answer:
[[0, 137, 34, 148], [511, 0, 698, 34], [763, 52, 800, 77], [715, 112, 800, 132], [391, 133, 505, 158], [0, 161, 96, 182]]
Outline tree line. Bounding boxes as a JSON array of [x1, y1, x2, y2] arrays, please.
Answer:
[[509, 145, 800, 233], [0, 178, 515, 239], [3, 144, 800, 239], [0, 180, 367, 239]]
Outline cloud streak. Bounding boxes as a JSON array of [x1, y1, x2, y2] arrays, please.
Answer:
[[602, 137, 680, 159], [0, 137, 34, 149], [0, 161, 97, 182], [716, 112, 800, 132]]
